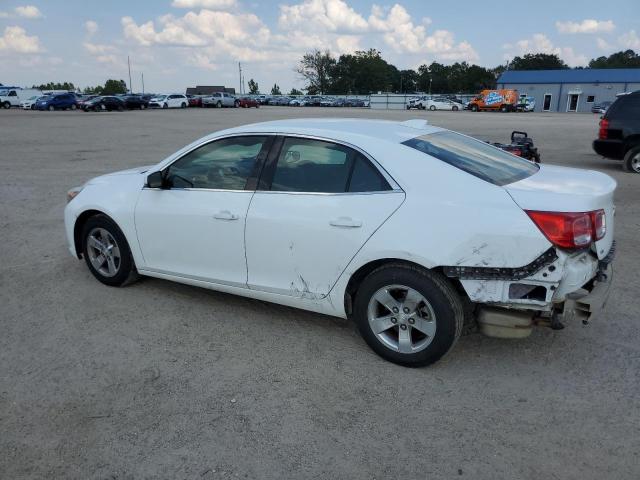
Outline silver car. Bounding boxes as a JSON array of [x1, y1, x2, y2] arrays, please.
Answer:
[[202, 92, 239, 108]]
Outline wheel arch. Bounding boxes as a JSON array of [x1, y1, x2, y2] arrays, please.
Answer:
[[343, 258, 463, 316], [73, 209, 111, 258]]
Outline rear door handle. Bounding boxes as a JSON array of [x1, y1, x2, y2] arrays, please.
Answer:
[[213, 210, 239, 221], [330, 217, 362, 228]]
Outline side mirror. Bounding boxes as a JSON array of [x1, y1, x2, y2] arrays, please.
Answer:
[[146, 171, 165, 189]]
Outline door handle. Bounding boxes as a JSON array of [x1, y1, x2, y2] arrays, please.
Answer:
[[213, 210, 239, 221], [330, 217, 362, 228]]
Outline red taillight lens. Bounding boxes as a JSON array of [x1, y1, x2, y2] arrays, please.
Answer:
[[511, 149, 522, 156], [526, 211, 595, 249], [598, 118, 609, 139], [591, 209, 606, 240]]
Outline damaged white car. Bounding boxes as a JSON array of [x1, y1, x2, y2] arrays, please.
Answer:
[[64, 119, 616, 367]]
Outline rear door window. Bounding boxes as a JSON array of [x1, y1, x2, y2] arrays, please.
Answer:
[[269, 138, 391, 193], [402, 131, 538, 186]]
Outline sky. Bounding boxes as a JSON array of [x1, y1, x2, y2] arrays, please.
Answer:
[[0, 0, 638, 93]]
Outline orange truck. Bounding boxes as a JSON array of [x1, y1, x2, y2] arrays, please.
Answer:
[[468, 89, 519, 112]]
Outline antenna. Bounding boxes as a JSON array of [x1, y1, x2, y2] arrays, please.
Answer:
[[141, 72, 145, 94]]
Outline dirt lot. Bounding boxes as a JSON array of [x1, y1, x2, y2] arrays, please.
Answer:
[[1, 107, 639, 480]]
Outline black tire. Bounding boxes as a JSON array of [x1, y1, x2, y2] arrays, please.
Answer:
[[48, 105, 55, 111], [471, 104, 478, 112], [216, 101, 222, 108], [81, 214, 139, 287], [181, 102, 186, 108], [3, 101, 11, 109], [163, 103, 168, 109], [452, 106, 458, 111], [70, 104, 77, 110], [234, 100, 240, 108], [429, 105, 436, 111], [353, 263, 464, 367], [623, 145, 640, 173], [500, 105, 508, 112]]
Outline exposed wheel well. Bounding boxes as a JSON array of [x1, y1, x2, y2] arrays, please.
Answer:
[[73, 209, 107, 258]]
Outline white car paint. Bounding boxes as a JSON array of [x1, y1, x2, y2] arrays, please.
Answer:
[[0, 88, 43, 108], [64, 118, 616, 337], [425, 99, 462, 111], [148, 94, 187, 109], [20, 95, 42, 110]]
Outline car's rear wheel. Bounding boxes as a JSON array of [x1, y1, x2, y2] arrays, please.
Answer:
[[353, 264, 463, 367], [471, 104, 478, 112], [623, 146, 640, 173], [81, 214, 139, 287], [216, 101, 222, 108], [452, 105, 459, 111], [181, 102, 186, 108], [500, 105, 509, 112], [3, 101, 11, 109], [429, 105, 436, 111], [70, 104, 77, 110], [163, 103, 168, 109]]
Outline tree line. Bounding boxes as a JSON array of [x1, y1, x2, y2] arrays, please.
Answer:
[[293, 48, 640, 95], [31, 79, 130, 95]]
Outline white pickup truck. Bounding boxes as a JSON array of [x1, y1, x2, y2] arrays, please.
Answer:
[[0, 88, 43, 109]]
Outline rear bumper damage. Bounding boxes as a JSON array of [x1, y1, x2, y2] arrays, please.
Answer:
[[445, 245, 614, 338]]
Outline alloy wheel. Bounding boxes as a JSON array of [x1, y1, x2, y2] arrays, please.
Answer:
[[631, 152, 640, 173], [367, 284, 437, 354], [86, 227, 121, 277]]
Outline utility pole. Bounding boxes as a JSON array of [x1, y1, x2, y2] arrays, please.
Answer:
[[429, 77, 432, 96], [238, 62, 242, 95], [127, 56, 133, 93], [141, 73, 145, 94]]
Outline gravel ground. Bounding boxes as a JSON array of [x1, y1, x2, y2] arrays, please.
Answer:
[[1, 107, 639, 480]]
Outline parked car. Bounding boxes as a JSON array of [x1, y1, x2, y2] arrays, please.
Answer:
[[516, 94, 536, 112], [268, 96, 292, 106], [468, 89, 519, 112], [407, 96, 428, 110], [591, 101, 612, 114], [1, 88, 43, 108], [149, 94, 188, 109], [187, 95, 203, 108], [64, 118, 615, 367], [424, 98, 462, 111], [75, 95, 99, 108], [238, 96, 259, 108], [35, 93, 77, 111], [345, 98, 366, 107], [122, 94, 149, 110], [202, 92, 239, 108], [82, 96, 125, 112], [320, 97, 335, 107], [593, 91, 640, 173], [289, 97, 309, 106], [20, 95, 43, 110]]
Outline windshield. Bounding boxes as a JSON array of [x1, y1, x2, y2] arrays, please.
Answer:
[[402, 131, 539, 186]]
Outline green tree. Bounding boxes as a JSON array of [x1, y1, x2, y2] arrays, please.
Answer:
[[289, 88, 303, 95], [270, 83, 282, 95], [329, 49, 398, 94], [296, 49, 336, 95], [102, 79, 128, 95], [248, 78, 259, 94], [509, 53, 568, 70], [33, 81, 76, 91], [589, 49, 640, 68]]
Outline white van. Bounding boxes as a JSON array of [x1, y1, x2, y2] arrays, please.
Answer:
[[0, 88, 43, 108]]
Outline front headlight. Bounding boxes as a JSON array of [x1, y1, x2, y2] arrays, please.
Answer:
[[66, 186, 83, 203]]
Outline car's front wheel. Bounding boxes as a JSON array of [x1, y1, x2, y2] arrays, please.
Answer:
[[623, 146, 640, 173], [354, 264, 463, 367], [81, 214, 138, 287], [48, 105, 55, 111], [429, 105, 436, 111]]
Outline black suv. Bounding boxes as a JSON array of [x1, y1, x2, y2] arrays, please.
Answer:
[[593, 91, 640, 173]]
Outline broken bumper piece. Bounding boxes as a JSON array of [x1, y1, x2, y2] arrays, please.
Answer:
[[557, 263, 613, 325]]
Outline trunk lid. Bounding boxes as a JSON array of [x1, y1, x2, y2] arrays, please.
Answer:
[[504, 164, 616, 259]]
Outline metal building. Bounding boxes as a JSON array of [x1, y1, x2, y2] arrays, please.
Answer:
[[497, 69, 640, 112]]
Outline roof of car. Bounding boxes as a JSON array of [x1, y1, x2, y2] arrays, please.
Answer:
[[222, 118, 442, 144]]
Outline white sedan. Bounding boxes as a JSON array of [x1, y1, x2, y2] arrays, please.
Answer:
[[20, 95, 42, 110], [64, 119, 616, 367], [425, 98, 462, 111]]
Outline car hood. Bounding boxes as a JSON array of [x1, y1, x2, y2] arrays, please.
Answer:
[[87, 165, 153, 185]]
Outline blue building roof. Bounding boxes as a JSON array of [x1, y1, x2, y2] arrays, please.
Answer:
[[497, 68, 640, 84]]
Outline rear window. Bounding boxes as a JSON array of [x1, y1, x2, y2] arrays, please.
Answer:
[[402, 131, 539, 186], [605, 94, 640, 120]]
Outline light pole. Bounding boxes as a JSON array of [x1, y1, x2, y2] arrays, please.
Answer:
[[429, 77, 432, 96]]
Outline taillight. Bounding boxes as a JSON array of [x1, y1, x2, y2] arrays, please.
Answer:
[[511, 149, 522, 156], [598, 118, 609, 139], [591, 209, 606, 240], [526, 210, 607, 249]]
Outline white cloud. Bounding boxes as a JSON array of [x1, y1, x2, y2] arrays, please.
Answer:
[[84, 20, 99, 36], [596, 37, 611, 51], [556, 19, 615, 34], [505, 33, 587, 67], [0, 25, 42, 53], [83, 42, 116, 55], [368, 5, 478, 61], [171, 0, 237, 8], [619, 30, 640, 50], [279, 0, 368, 33], [14, 5, 42, 18]]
